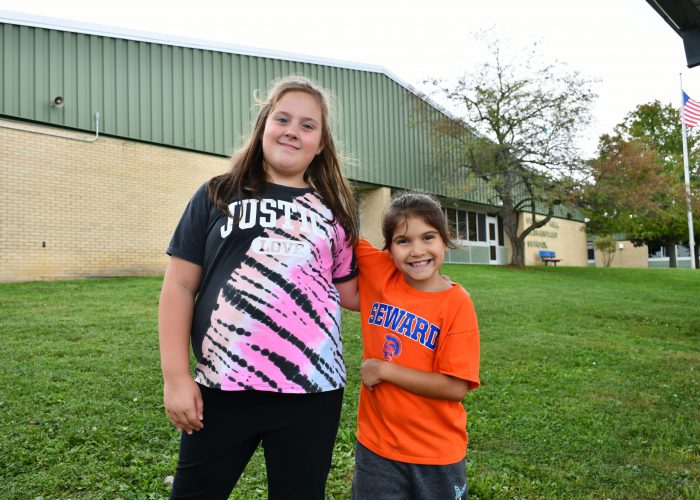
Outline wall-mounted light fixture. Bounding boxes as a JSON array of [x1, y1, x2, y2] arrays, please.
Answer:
[[51, 96, 64, 108]]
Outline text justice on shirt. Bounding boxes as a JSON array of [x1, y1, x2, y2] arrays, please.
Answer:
[[219, 198, 329, 239]]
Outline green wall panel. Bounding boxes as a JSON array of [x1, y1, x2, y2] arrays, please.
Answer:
[[0, 21, 496, 206]]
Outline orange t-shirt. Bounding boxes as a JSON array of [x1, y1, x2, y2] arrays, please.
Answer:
[[355, 239, 480, 465]]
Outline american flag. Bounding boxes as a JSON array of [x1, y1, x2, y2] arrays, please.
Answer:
[[681, 91, 700, 127]]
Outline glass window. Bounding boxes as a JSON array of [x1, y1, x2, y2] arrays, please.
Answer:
[[648, 243, 666, 258], [497, 217, 505, 246], [457, 210, 467, 240], [445, 208, 456, 239], [477, 213, 487, 242], [468, 212, 477, 241]]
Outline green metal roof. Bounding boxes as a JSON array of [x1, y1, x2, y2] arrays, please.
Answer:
[[0, 13, 579, 222]]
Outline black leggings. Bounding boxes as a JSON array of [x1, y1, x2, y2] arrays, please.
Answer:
[[170, 385, 344, 500]]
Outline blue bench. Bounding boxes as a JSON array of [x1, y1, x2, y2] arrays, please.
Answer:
[[539, 250, 561, 266]]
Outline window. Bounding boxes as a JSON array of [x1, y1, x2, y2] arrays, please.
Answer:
[[457, 210, 467, 240], [497, 216, 505, 246], [444, 208, 494, 243], [477, 214, 487, 242], [648, 244, 666, 258], [468, 212, 477, 241], [445, 208, 456, 239]]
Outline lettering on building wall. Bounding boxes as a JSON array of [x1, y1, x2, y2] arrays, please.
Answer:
[[524, 217, 559, 239]]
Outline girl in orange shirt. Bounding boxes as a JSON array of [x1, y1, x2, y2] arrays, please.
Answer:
[[348, 191, 480, 500]]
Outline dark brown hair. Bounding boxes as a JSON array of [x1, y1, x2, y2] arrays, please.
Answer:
[[382, 191, 457, 250], [207, 76, 358, 243]]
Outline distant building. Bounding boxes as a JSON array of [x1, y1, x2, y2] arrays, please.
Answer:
[[0, 12, 589, 281]]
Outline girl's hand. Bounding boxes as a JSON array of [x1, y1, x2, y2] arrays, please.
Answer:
[[359, 358, 386, 390], [163, 374, 204, 434]]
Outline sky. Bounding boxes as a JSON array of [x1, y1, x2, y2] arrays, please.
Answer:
[[1, 0, 698, 158]]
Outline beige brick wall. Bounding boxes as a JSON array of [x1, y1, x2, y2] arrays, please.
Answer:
[[1, 118, 229, 281], [520, 213, 588, 266], [594, 240, 649, 268], [358, 186, 391, 249]]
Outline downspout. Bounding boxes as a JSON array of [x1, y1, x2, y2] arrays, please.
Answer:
[[0, 111, 100, 142]]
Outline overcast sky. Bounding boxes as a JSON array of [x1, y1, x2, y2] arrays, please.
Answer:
[[1, 0, 697, 158]]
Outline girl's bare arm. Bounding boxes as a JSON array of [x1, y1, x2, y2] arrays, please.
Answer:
[[336, 276, 360, 311], [360, 358, 470, 402], [158, 256, 204, 434]]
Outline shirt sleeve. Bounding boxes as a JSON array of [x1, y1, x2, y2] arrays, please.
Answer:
[[331, 224, 358, 283], [355, 238, 383, 263], [166, 183, 211, 266], [436, 295, 481, 390]]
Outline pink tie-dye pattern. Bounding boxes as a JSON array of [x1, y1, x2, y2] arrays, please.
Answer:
[[195, 191, 352, 393]]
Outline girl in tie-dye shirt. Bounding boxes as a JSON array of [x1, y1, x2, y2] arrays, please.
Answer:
[[158, 76, 358, 499]]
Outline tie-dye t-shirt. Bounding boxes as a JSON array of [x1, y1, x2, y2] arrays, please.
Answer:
[[167, 182, 357, 393]]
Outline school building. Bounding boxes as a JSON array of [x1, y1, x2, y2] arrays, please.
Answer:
[[1, 11, 605, 281]]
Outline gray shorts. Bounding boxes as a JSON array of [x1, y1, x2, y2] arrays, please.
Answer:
[[351, 441, 468, 500]]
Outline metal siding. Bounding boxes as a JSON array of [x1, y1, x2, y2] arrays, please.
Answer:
[[172, 46, 184, 146], [0, 22, 502, 206], [4, 26, 19, 115], [192, 49, 203, 150], [150, 44, 163, 143], [183, 48, 195, 148], [231, 54, 243, 150], [139, 43, 151, 141], [35, 29, 49, 122], [89, 37, 103, 133], [202, 50, 213, 152], [75, 34, 88, 129], [127, 40, 140, 137], [48, 30, 62, 126], [19, 26, 33, 116]]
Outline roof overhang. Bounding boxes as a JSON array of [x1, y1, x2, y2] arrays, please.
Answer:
[[646, 0, 700, 67]]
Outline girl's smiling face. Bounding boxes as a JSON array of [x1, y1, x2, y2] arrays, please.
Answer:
[[262, 90, 324, 188], [389, 216, 449, 292]]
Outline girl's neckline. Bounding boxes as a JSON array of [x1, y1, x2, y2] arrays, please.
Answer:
[[395, 271, 459, 298], [263, 182, 315, 193]]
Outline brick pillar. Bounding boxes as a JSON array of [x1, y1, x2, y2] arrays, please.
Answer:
[[359, 187, 391, 249]]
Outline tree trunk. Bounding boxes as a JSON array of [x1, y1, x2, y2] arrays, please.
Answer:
[[501, 205, 525, 267], [665, 242, 677, 268], [510, 236, 526, 267]]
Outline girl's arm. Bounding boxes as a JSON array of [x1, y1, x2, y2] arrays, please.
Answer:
[[336, 276, 360, 311], [158, 256, 204, 434], [360, 358, 470, 402]]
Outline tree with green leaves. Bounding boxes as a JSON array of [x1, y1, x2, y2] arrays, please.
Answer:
[[582, 101, 700, 267], [594, 235, 617, 268], [423, 39, 596, 267]]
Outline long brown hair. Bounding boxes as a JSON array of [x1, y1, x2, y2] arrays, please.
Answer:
[[207, 76, 358, 243], [382, 191, 457, 251]]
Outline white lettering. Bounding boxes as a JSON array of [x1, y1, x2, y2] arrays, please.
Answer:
[[277, 201, 295, 230], [239, 200, 257, 229], [260, 199, 276, 228], [220, 201, 240, 238], [218, 198, 330, 241], [252, 237, 309, 257]]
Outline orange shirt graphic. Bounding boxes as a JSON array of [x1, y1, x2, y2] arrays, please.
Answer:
[[355, 239, 480, 465]]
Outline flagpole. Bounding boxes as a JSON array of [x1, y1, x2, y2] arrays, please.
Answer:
[[680, 73, 697, 269]]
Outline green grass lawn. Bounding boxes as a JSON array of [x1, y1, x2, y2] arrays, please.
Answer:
[[0, 266, 698, 499]]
